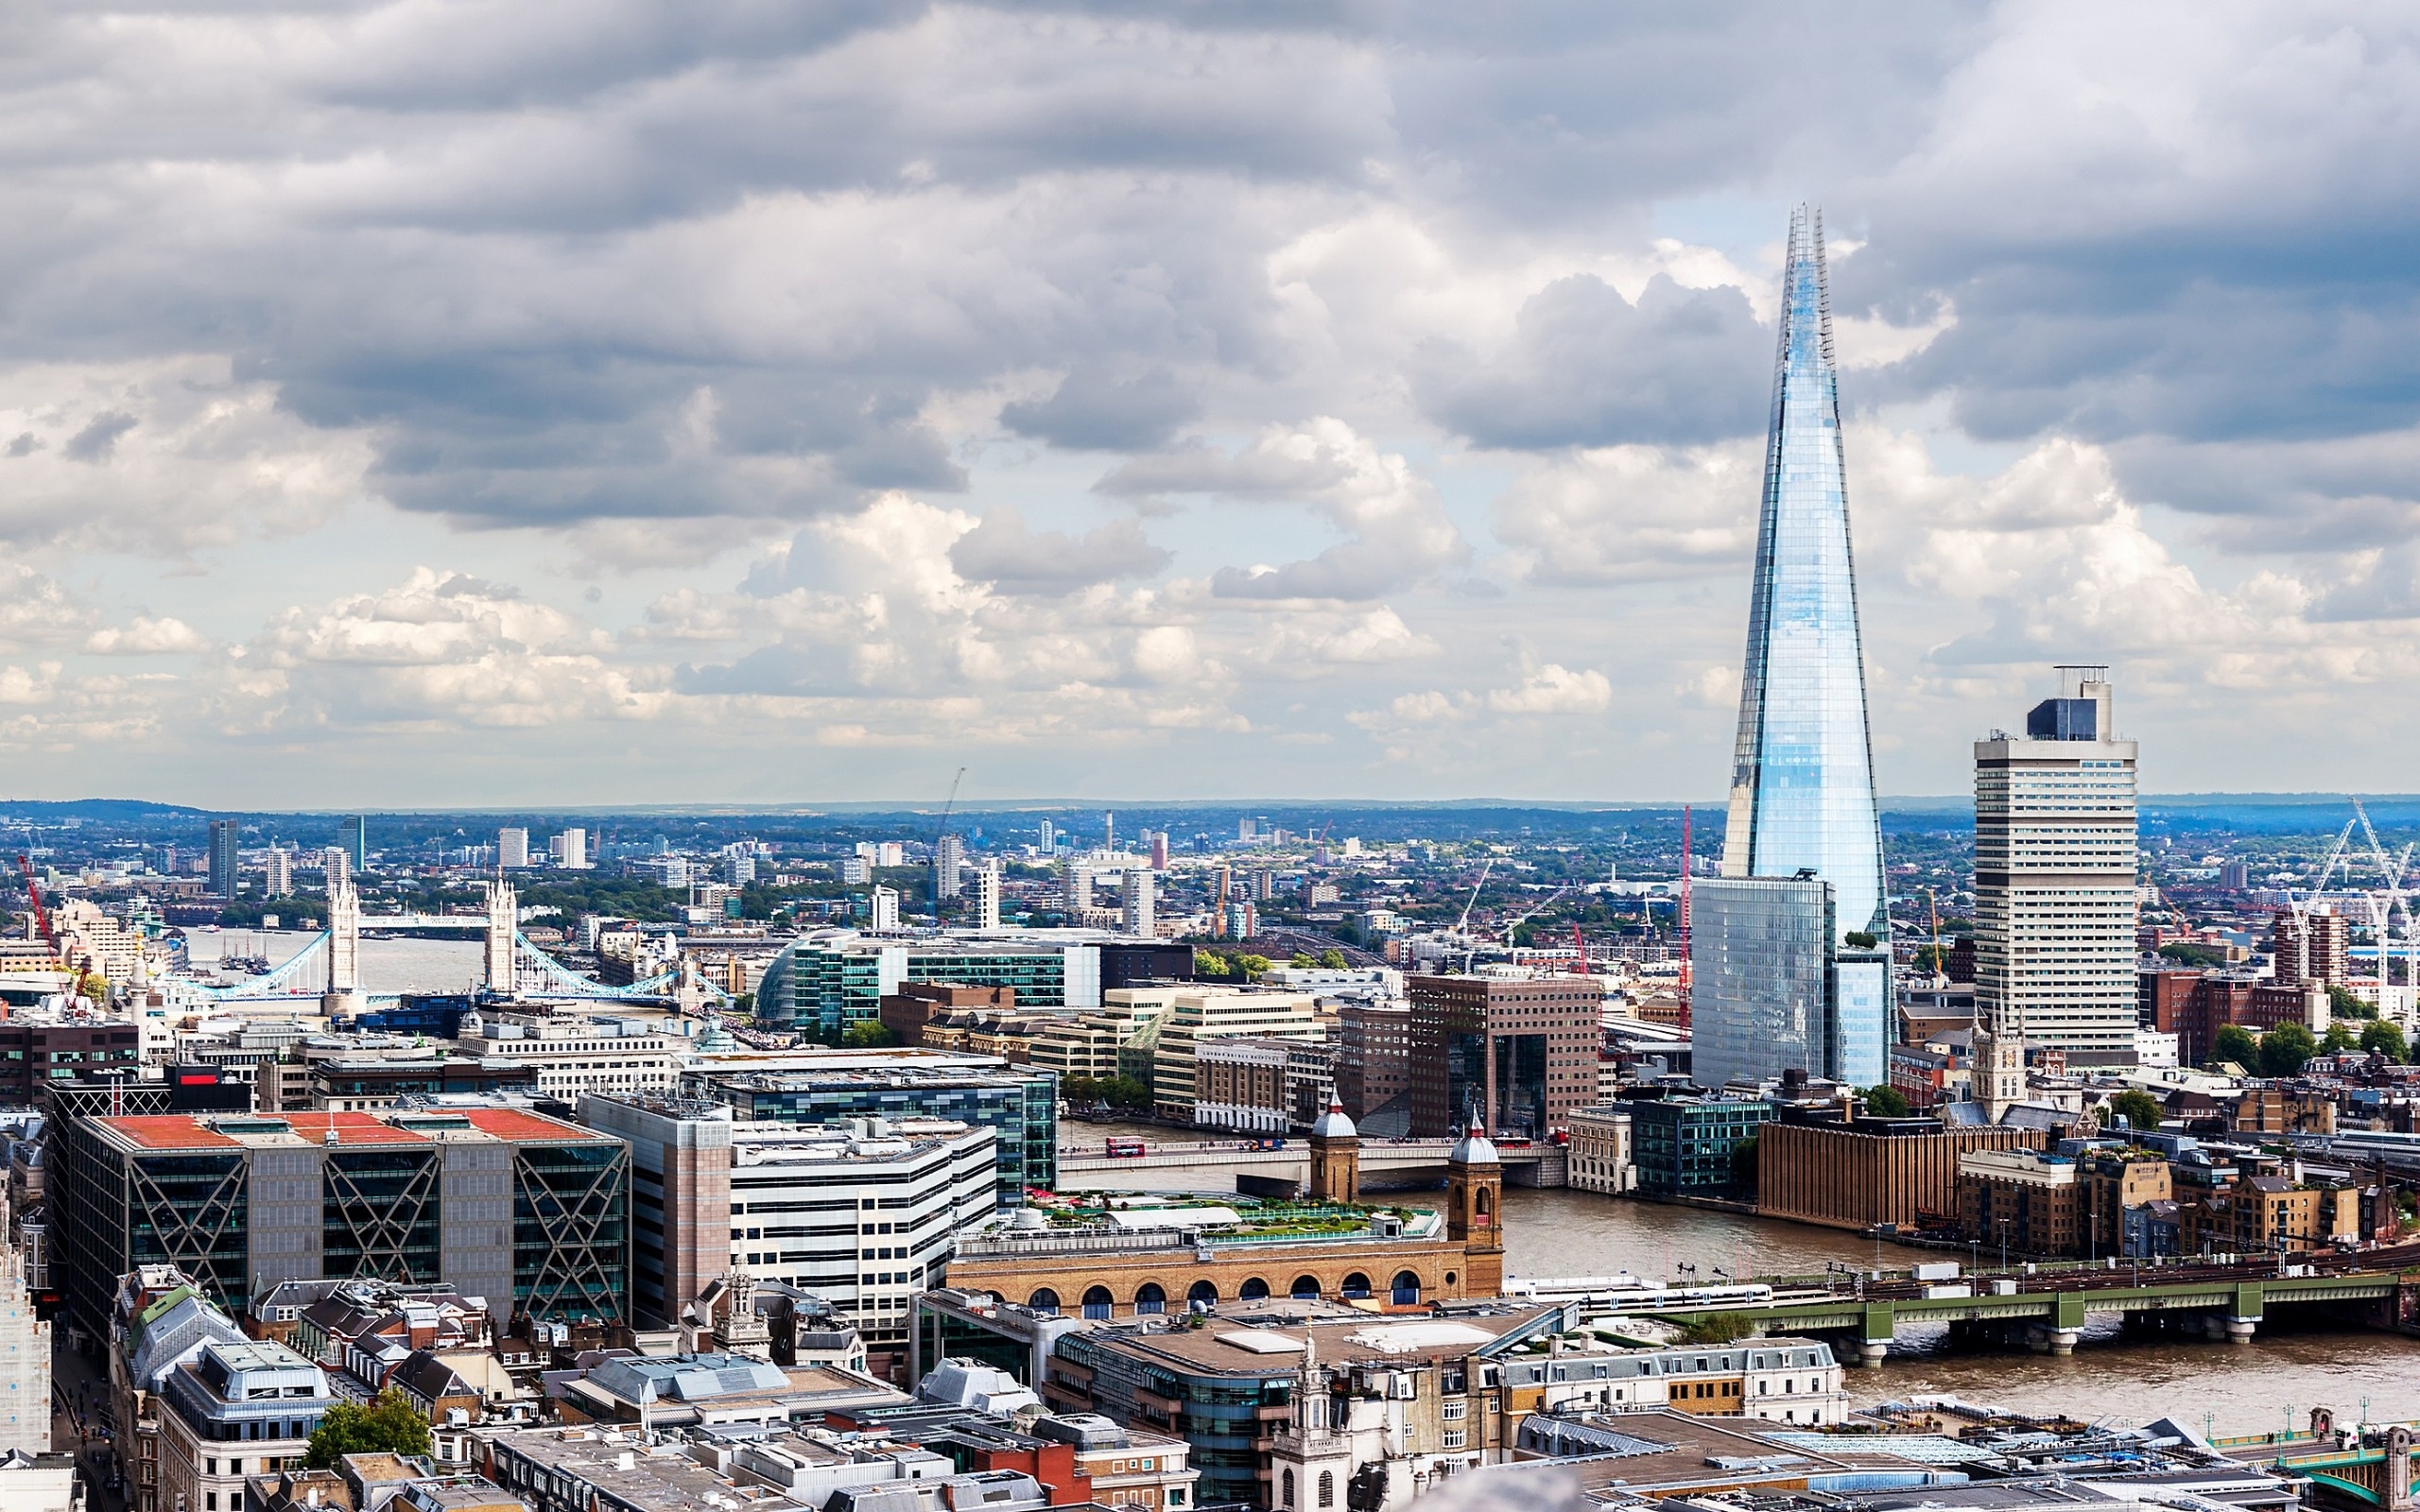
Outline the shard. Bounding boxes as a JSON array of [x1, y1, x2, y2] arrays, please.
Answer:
[[1717, 204, 1886, 946]]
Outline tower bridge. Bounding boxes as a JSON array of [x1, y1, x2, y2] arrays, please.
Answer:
[[189, 876, 727, 1007]]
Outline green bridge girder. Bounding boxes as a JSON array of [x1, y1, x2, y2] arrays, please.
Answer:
[[1646, 1269, 2405, 1343]]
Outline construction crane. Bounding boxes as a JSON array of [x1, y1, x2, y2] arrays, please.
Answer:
[[2283, 816, 2360, 986], [14, 855, 56, 956], [931, 766, 969, 903], [2350, 799, 2418, 1018], [1456, 858, 1493, 971], [1571, 921, 1589, 976]]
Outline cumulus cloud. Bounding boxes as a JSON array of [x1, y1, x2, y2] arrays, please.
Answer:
[[1418, 274, 1769, 449], [85, 616, 209, 656], [1102, 419, 1468, 600], [948, 507, 1171, 593]]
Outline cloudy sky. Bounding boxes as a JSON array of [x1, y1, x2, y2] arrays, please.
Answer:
[[6, 2, 2419, 808]]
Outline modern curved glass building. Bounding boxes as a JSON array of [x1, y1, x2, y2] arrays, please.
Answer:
[[1698, 205, 1889, 1091]]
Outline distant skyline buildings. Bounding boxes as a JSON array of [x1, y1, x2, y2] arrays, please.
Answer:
[[1718, 204, 1886, 950]]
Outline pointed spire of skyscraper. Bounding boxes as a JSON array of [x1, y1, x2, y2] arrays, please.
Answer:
[[1719, 204, 1885, 944]]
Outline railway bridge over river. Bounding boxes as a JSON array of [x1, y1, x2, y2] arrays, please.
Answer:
[[1623, 1244, 2420, 1366]]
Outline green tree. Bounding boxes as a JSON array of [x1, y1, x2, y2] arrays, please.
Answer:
[[2328, 984, 2377, 1021], [1193, 951, 1233, 978], [2105, 1089, 2165, 1131], [2159, 941, 2230, 969], [2210, 1023, 2259, 1068], [1235, 954, 1270, 980], [1728, 1133, 1759, 1194], [841, 1021, 897, 1049], [1289, 952, 1316, 968], [1317, 949, 1348, 970], [1861, 1086, 1910, 1118], [2361, 1019, 2409, 1062], [2322, 1022, 2359, 1054], [304, 1389, 431, 1469], [2257, 1021, 2317, 1078], [1843, 931, 1877, 950]]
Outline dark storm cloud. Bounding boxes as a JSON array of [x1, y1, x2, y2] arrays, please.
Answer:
[[1417, 274, 1769, 449]]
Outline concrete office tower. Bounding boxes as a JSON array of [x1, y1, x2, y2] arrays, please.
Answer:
[[484, 874, 518, 993], [1150, 832, 1169, 870], [321, 844, 350, 892], [1039, 818, 1056, 852], [499, 827, 530, 868], [557, 827, 590, 869], [1975, 667, 2141, 1064], [339, 814, 367, 871], [1720, 205, 1885, 942], [207, 818, 239, 897], [263, 848, 293, 898], [935, 833, 966, 899], [1064, 861, 1095, 913], [871, 885, 901, 932], [976, 861, 1002, 932], [1122, 868, 1155, 937]]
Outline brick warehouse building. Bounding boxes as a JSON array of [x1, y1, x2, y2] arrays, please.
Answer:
[[56, 1107, 628, 1332], [1756, 1115, 2046, 1232], [1407, 973, 1600, 1139]]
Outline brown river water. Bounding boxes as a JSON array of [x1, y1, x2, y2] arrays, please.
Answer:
[[1056, 1121, 2420, 1435]]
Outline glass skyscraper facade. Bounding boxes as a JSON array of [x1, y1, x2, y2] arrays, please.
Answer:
[[1720, 204, 1886, 946]]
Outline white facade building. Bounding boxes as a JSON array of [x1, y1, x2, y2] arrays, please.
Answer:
[[976, 863, 1002, 932], [1565, 1106, 1634, 1194], [1975, 668, 2140, 1063], [498, 827, 530, 868], [871, 885, 901, 933], [458, 1010, 678, 1099], [1122, 869, 1155, 938]]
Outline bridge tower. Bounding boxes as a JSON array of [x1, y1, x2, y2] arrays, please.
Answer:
[[484, 873, 518, 995], [1308, 1094, 1359, 1204], [321, 878, 363, 1015], [1446, 1108, 1503, 1295]]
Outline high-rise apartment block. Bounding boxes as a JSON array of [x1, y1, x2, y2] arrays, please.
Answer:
[[2273, 908, 2349, 988], [1122, 868, 1155, 937], [551, 828, 589, 869], [262, 847, 293, 898], [498, 827, 530, 868], [1975, 668, 2141, 1064], [1063, 862, 1094, 913], [321, 844, 350, 893], [976, 862, 1002, 932], [935, 834, 966, 899], [1701, 205, 1888, 1089], [871, 885, 901, 932], [207, 818, 239, 898]]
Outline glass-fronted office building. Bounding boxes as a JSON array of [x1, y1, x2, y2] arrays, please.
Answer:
[[1692, 876, 1889, 1090], [1720, 204, 1886, 947], [754, 933, 1192, 1034]]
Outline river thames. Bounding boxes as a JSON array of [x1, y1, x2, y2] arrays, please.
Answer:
[[1056, 1123, 2420, 1434]]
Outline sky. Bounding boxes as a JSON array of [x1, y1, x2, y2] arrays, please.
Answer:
[[6, 2, 2420, 809]]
